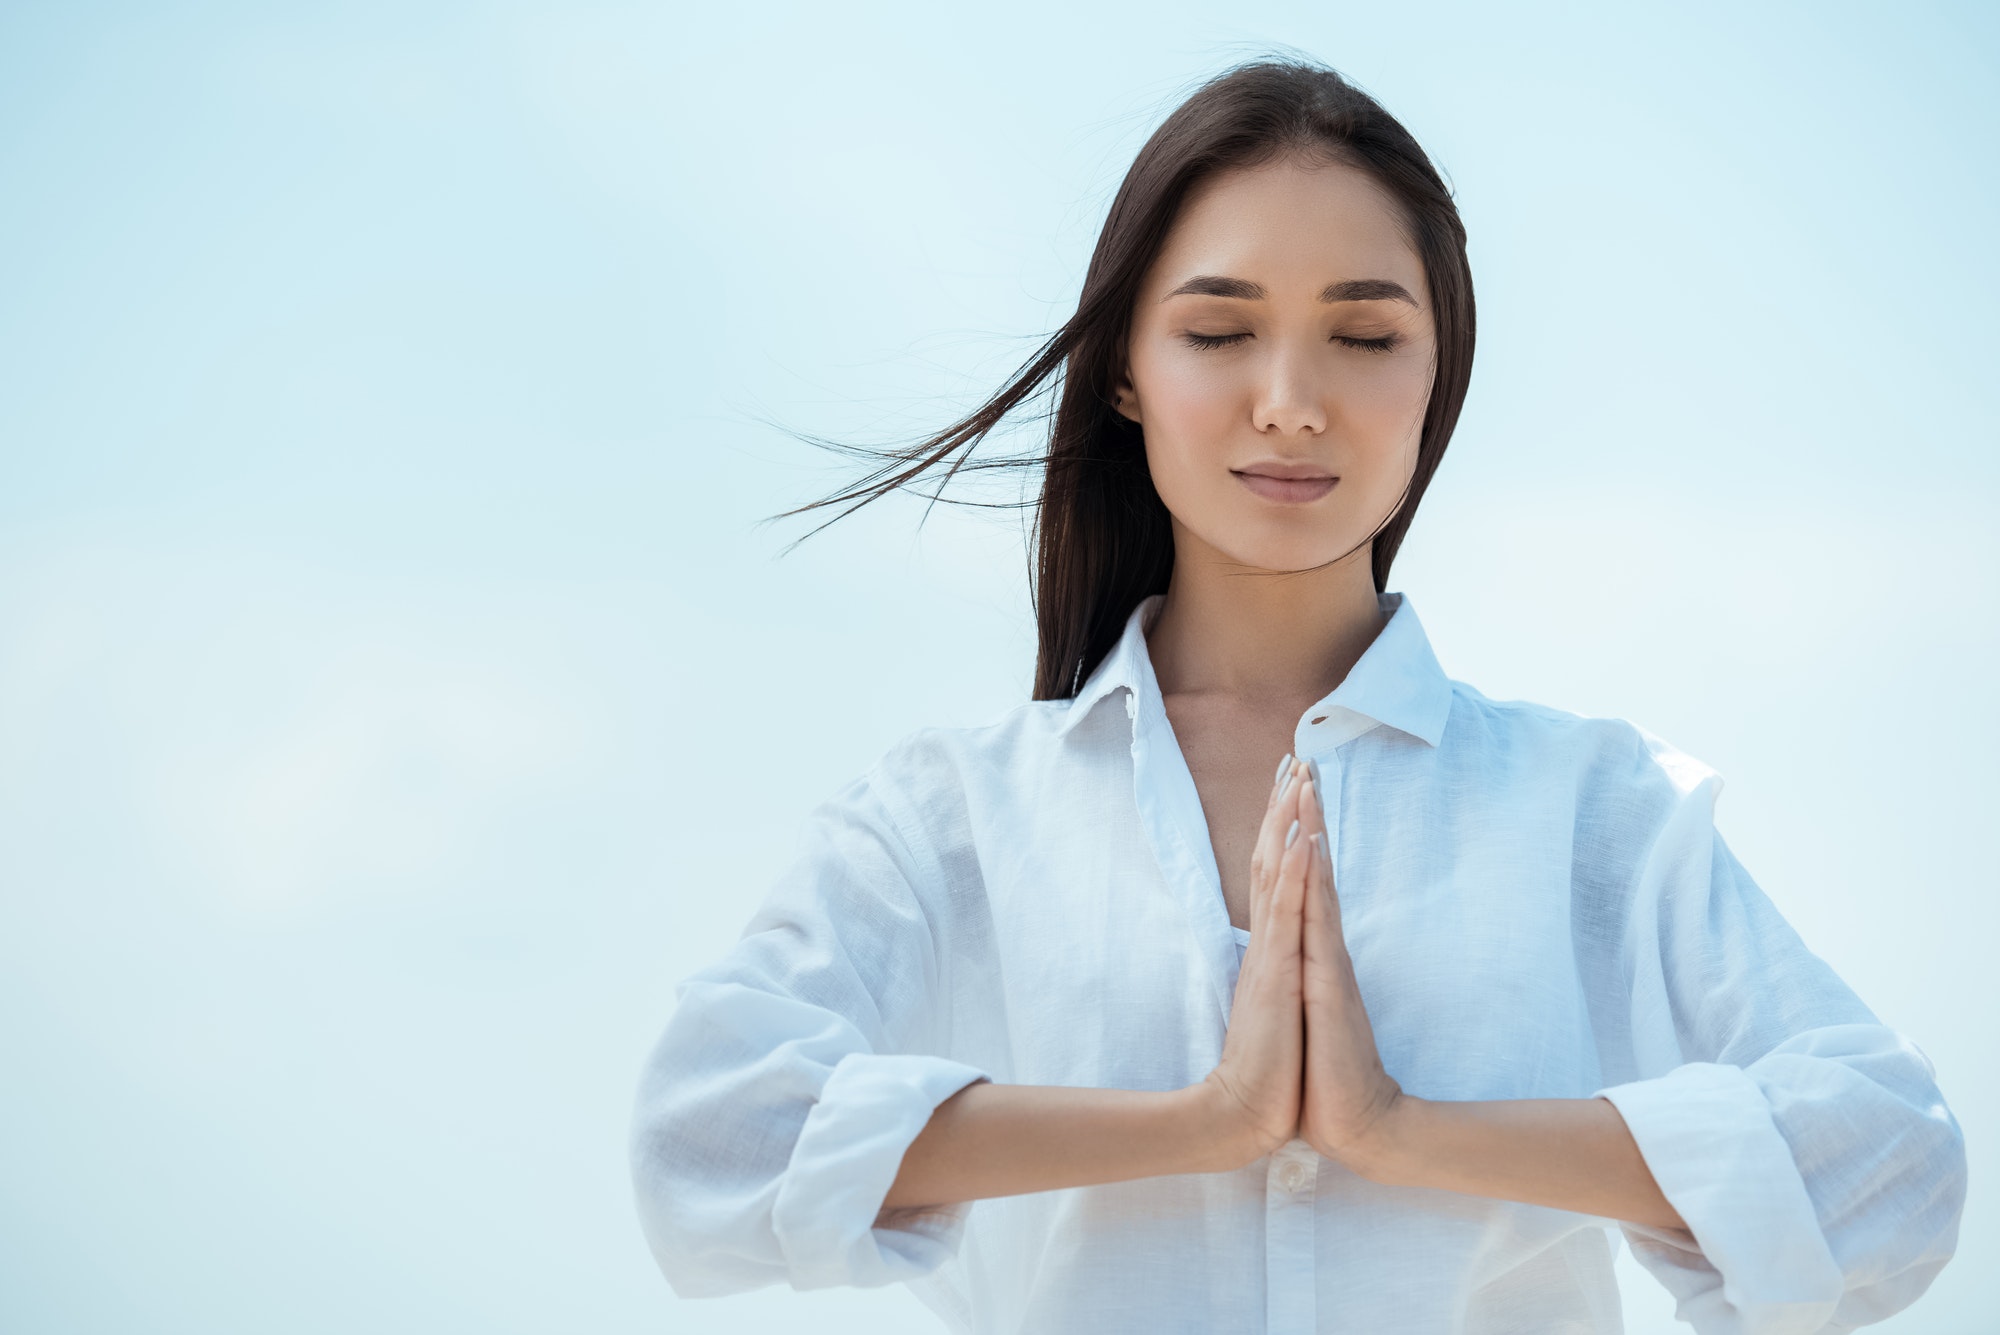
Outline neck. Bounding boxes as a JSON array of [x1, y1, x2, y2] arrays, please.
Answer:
[[1144, 523, 1388, 713]]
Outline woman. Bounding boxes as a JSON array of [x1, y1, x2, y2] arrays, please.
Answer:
[[627, 58, 1966, 1332]]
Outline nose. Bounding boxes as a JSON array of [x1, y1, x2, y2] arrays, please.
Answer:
[[1252, 345, 1328, 437]]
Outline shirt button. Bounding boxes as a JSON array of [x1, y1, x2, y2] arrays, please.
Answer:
[[1279, 1162, 1309, 1193]]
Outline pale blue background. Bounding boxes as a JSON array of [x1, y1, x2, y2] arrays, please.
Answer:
[[1, 2, 1993, 1331]]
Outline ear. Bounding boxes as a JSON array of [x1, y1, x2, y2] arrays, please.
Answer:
[[1110, 369, 1141, 424]]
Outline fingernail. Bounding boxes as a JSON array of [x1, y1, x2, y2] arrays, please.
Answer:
[[1306, 757, 1323, 793], [1285, 819, 1299, 849], [1273, 753, 1293, 788]]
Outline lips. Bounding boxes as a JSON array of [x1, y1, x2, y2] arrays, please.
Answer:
[[1236, 465, 1334, 480], [1234, 471, 1338, 504]]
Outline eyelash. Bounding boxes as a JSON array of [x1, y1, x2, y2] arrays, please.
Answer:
[[1182, 332, 1400, 354]]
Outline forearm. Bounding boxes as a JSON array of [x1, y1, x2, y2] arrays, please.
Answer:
[[882, 1080, 1250, 1211], [1357, 1095, 1688, 1233]]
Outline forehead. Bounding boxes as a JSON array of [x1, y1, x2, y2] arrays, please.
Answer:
[[1146, 156, 1426, 303]]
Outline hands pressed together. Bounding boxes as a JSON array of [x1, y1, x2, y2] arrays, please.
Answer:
[[1201, 753, 1408, 1176]]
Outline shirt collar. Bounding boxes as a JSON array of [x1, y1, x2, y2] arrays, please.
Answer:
[[1055, 588, 1452, 748]]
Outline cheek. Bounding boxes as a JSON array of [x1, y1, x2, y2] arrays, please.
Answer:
[[1142, 356, 1243, 437], [1138, 376, 1239, 516], [1352, 357, 1434, 428], [1131, 349, 1246, 469]]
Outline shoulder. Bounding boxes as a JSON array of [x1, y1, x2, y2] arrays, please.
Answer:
[[1441, 678, 1723, 807], [838, 698, 1070, 845], [1442, 684, 1729, 905], [866, 698, 1073, 791]]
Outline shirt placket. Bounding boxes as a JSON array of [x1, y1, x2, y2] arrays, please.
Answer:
[[1265, 1137, 1319, 1332]]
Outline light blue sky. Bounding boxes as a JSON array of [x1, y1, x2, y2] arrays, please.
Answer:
[[1, 3, 1993, 1332]]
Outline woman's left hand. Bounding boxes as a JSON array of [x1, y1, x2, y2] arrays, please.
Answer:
[[1293, 762, 1408, 1177]]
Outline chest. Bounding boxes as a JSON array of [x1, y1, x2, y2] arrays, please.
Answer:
[[973, 710, 1597, 1099]]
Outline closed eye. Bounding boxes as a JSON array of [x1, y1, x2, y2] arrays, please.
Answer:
[[1180, 332, 1403, 353]]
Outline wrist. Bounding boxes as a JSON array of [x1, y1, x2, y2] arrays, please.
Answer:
[[1179, 1077, 1273, 1173], [1346, 1090, 1425, 1186]]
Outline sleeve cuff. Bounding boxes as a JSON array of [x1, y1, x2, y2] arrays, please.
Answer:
[[770, 1051, 992, 1290], [1594, 1062, 1845, 1331]]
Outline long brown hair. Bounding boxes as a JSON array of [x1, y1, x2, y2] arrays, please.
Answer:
[[766, 56, 1476, 702]]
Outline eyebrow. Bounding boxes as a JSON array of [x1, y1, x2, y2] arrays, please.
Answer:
[[1161, 275, 1419, 306]]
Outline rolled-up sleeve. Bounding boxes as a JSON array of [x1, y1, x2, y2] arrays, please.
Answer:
[[627, 758, 991, 1298], [1591, 750, 1966, 1334]]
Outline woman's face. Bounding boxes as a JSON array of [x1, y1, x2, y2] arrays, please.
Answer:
[[1116, 154, 1437, 576]]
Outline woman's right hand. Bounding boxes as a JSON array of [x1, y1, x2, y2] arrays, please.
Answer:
[[1199, 753, 1317, 1167]]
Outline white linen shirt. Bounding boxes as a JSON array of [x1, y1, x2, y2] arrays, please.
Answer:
[[628, 589, 1966, 1333]]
